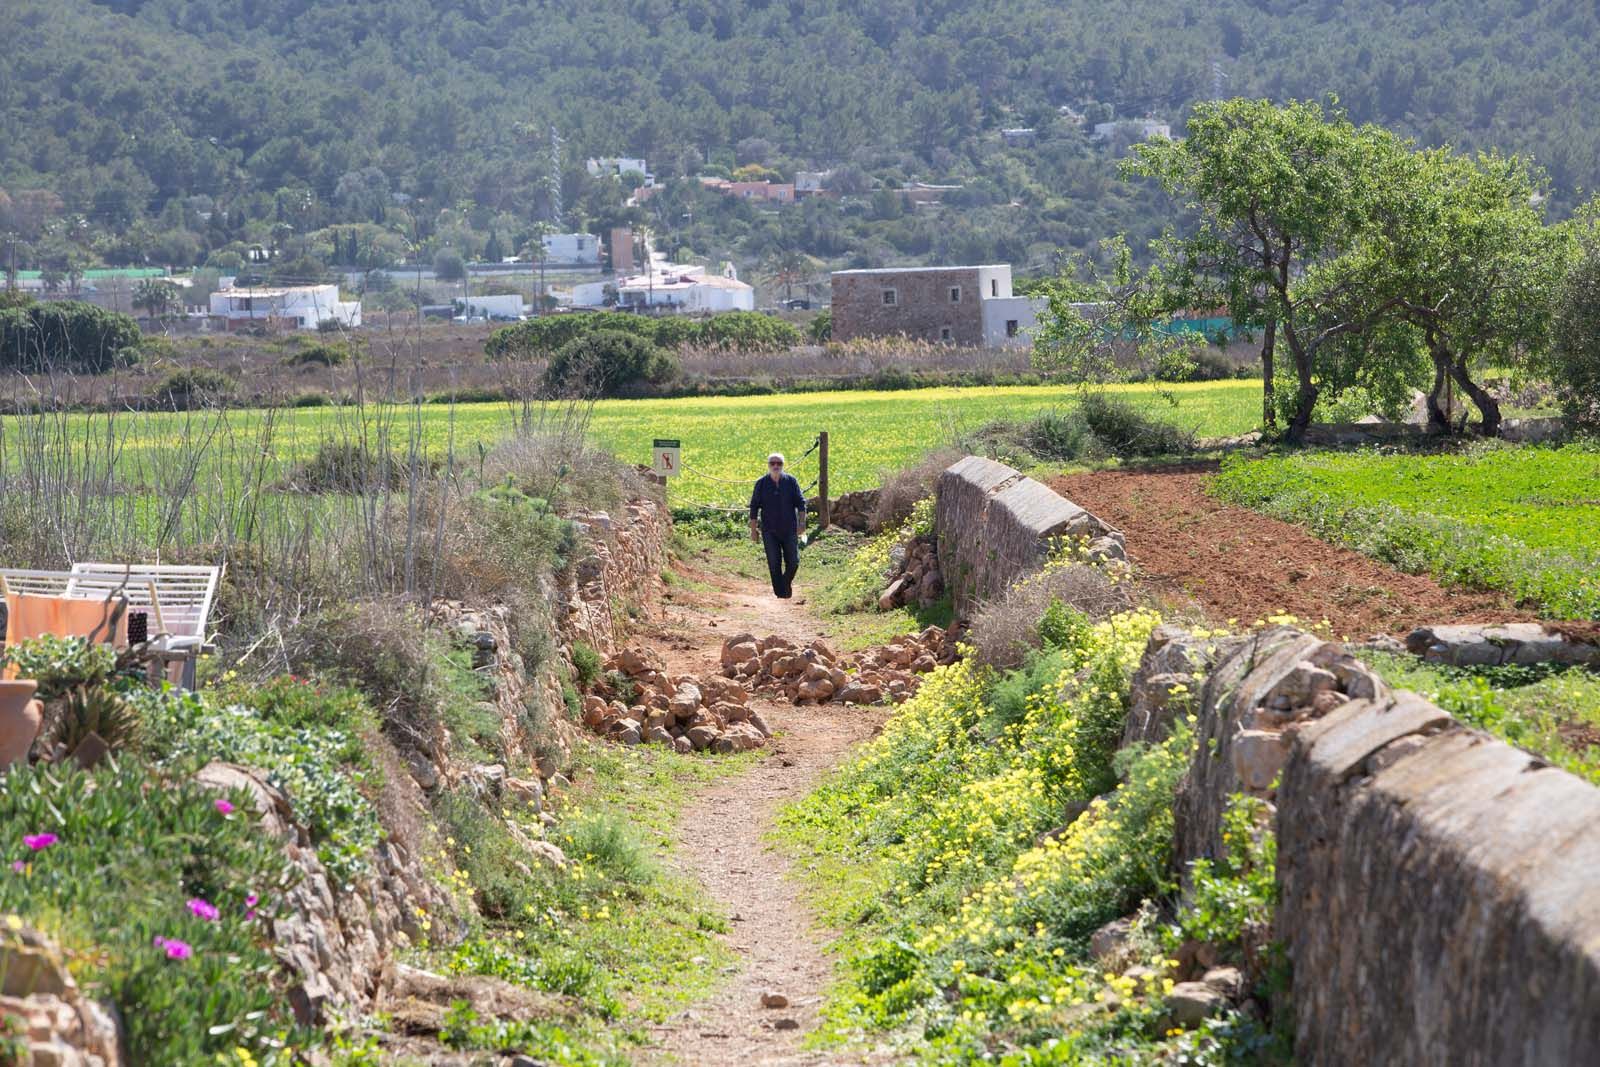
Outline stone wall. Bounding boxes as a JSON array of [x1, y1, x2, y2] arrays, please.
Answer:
[[1121, 624, 1600, 1065], [561, 495, 670, 657], [831, 267, 984, 345], [934, 455, 1122, 615], [1278, 692, 1600, 1065]]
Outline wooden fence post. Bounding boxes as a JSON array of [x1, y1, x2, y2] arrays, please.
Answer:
[[817, 431, 830, 529]]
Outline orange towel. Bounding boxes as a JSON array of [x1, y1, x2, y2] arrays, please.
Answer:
[[3, 594, 130, 679]]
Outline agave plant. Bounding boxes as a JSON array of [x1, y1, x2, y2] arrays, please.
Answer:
[[38, 683, 140, 760]]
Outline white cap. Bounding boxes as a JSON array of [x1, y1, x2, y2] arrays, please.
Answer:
[[767, 452, 785, 464]]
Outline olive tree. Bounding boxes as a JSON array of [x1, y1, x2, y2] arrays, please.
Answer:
[[1125, 98, 1409, 442], [1330, 150, 1569, 436]]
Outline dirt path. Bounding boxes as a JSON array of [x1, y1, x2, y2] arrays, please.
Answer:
[[1051, 464, 1531, 640], [639, 565, 886, 1066]]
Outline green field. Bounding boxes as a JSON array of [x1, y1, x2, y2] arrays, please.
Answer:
[[1212, 443, 1600, 619], [12, 380, 1260, 509]]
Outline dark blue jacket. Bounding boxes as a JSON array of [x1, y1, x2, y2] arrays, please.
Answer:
[[749, 472, 806, 536]]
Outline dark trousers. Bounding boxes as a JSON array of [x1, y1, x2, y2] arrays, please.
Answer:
[[762, 530, 800, 598]]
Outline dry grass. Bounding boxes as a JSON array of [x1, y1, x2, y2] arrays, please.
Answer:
[[967, 564, 1133, 669], [870, 446, 965, 532]]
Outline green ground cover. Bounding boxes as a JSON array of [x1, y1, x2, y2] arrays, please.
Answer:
[[777, 607, 1285, 1064], [9, 380, 1258, 510], [1211, 442, 1600, 619], [1364, 652, 1600, 785]]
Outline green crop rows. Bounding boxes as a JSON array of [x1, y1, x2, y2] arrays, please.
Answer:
[[1211, 443, 1600, 619]]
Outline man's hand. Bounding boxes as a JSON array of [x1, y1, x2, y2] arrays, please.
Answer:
[[750, 523, 761, 543]]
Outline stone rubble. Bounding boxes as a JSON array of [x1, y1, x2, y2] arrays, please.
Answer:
[[586, 645, 772, 754], [719, 626, 959, 707], [875, 534, 945, 612]]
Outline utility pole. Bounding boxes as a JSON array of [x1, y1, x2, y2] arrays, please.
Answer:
[[817, 431, 830, 529], [549, 126, 563, 229], [4, 233, 15, 291]]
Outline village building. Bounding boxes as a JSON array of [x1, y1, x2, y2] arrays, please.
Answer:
[[208, 282, 361, 331], [570, 259, 754, 313], [586, 157, 655, 187], [1091, 118, 1172, 141], [831, 264, 1039, 347], [539, 232, 601, 265], [699, 177, 796, 204]]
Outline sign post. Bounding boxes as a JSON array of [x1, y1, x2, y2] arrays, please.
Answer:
[[652, 438, 681, 477]]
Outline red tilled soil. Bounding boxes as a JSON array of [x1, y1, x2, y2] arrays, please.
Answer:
[[1050, 464, 1533, 641]]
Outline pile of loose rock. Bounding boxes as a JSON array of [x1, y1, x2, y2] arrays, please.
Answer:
[[876, 534, 944, 611], [583, 647, 771, 754], [719, 625, 959, 706]]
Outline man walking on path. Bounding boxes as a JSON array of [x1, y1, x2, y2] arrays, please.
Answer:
[[749, 452, 807, 598]]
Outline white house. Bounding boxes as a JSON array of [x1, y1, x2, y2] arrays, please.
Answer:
[[208, 283, 361, 331], [586, 157, 655, 187], [1092, 118, 1172, 142], [569, 260, 754, 313], [460, 294, 526, 321], [540, 232, 600, 265]]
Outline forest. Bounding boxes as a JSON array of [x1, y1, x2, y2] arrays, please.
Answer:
[[3, 0, 1600, 278]]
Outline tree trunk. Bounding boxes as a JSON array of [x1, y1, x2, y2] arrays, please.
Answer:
[[1449, 359, 1502, 437], [1279, 319, 1319, 446], [1260, 318, 1277, 431], [1424, 355, 1452, 435]]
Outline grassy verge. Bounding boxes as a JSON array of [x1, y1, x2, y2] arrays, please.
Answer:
[[1363, 652, 1600, 784], [420, 737, 757, 1064], [775, 607, 1286, 1064], [1210, 443, 1600, 619]]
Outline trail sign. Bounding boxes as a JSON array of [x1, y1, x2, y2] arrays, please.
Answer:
[[652, 438, 681, 476]]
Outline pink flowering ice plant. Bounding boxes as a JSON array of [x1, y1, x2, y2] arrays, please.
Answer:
[[153, 936, 193, 960], [22, 834, 57, 851], [214, 798, 235, 816], [244, 893, 260, 920], [186, 898, 219, 921]]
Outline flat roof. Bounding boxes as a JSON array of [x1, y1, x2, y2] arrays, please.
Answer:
[[831, 265, 1010, 276]]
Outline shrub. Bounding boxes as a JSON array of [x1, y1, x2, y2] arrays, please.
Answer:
[[136, 686, 380, 882], [569, 641, 601, 687], [808, 309, 832, 343], [968, 557, 1133, 668], [282, 342, 350, 367], [208, 673, 378, 771], [2, 635, 115, 700], [543, 330, 677, 397], [280, 600, 447, 758], [1550, 247, 1600, 433], [286, 438, 436, 492], [0, 300, 142, 373], [870, 447, 963, 532], [148, 367, 234, 410], [691, 311, 800, 351], [0, 760, 302, 1064], [1079, 391, 1196, 456]]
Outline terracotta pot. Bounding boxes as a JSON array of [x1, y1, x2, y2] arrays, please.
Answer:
[[0, 680, 41, 769]]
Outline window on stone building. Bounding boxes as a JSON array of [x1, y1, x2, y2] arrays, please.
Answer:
[[949, 286, 961, 302], [882, 288, 897, 306], [940, 326, 952, 341], [1006, 319, 1019, 337]]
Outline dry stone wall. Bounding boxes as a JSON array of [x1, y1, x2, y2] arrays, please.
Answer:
[[1278, 693, 1600, 1066], [561, 497, 670, 658], [934, 456, 1123, 615], [1121, 623, 1600, 1065]]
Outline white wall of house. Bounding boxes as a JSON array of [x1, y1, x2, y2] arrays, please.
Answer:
[[462, 294, 526, 320], [208, 284, 361, 329], [981, 295, 1045, 347], [541, 233, 600, 265]]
